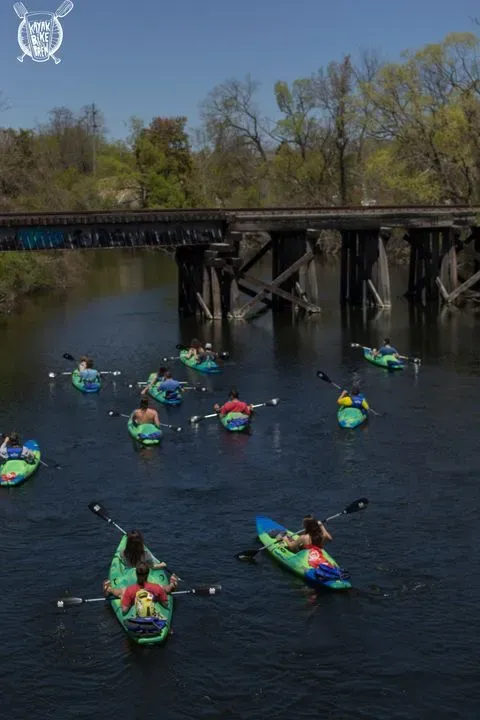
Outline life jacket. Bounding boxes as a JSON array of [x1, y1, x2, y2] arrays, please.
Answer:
[[380, 345, 397, 356], [351, 394, 366, 411], [135, 589, 157, 618], [7, 446, 23, 459]]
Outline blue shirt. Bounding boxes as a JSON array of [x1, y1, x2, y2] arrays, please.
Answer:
[[379, 345, 398, 356], [159, 379, 181, 392]]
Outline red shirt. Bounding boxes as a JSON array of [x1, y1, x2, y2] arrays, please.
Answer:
[[121, 582, 168, 612], [220, 399, 251, 416]]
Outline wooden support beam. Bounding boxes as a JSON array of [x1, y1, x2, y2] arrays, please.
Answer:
[[239, 274, 321, 316], [367, 279, 385, 308], [436, 277, 449, 302], [441, 267, 480, 304], [238, 237, 273, 274], [196, 292, 213, 319], [233, 251, 315, 318]]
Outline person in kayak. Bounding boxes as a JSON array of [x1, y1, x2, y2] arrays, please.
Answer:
[[282, 515, 332, 552], [337, 384, 369, 416], [141, 366, 167, 396], [158, 370, 183, 400], [132, 397, 161, 427], [120, 530, 166, 570], [78, 356, 88, 372], [103, 561, 178, 614], [0, 432, 35, 462], [185, 339, 204, 363], [214, 389, 252, 416], [373, 338, 400, 358], [198, 342, 216, 363], [79, 358, 100, 383]]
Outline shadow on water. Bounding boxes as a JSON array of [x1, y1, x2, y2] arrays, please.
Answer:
[[1, 250, 480, 720]]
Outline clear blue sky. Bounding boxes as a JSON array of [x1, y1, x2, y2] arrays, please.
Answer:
[[0, 0, 477, 140]]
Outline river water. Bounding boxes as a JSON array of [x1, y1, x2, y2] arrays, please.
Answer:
[[0, 250, 478, 720]]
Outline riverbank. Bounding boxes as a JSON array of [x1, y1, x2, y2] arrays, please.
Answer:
[[0, 252, 86, 315]]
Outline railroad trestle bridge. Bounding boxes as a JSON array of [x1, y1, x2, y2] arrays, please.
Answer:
[[0, 206, 479, 318]]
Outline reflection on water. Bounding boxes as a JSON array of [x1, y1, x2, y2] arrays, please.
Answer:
[[0, 249, 479, 720]]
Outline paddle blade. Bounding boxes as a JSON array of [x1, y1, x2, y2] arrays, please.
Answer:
[[350, 343, 362, 348], [108, 410, 120, 417], [63, 353, 75, 361], [344, 498, 369, 514], [267, 398, 280, 407], [48, 372, 56, 378], [316, 370, 331, 383], [193, 584, 222, 596], [235, 549, 259, 561], [88, 501, 110, 522], [190, 415, 202, 424], [57, 597, 84, 607]]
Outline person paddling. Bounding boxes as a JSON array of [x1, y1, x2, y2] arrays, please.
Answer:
[[337, 383, 369, 417], [198, 342, 216, 363], [132, 397, 160, 428], [0, 432, 34, 462], [214, 389, 253, 417], [141, 366, 167, 396], [281, 515, 332, 553], [103, 561, 178, 615], [185, 339, 202, 362], [80, 358, 100, 383], [78, 356, 88, 372], [158, 370, 183, 400], [120, 530, 166, 570], [373, 337, 400, 359]]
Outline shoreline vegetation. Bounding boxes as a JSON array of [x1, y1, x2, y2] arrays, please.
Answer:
[[1, 32, 479, 311]]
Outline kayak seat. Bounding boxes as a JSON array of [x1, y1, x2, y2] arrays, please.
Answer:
[[125, 617, 167, 635]]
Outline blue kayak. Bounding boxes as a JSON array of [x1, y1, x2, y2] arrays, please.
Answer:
[[256, 516, 351, 591]]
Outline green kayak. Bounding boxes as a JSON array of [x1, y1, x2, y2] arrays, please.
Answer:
[[337, 407, 367, 429], [71, 369, 102, 393], [256, 516, 351, 591], [146, 373, 183, 406], [127, 414, 163, 445], [219, 412, 251, 432], [107, 536, 173, 645], [0, 440, 41, 487], [363, 348, 404, 370], [179, 350, 221, 374]]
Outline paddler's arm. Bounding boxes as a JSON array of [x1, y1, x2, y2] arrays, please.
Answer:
[[152, 410, 161, 428], [319, 522, 332, 542], [337, 392, 351, 407], [103, 580, 123, 599]]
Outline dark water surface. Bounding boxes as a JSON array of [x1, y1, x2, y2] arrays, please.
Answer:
[[1, 250, 479, 720]]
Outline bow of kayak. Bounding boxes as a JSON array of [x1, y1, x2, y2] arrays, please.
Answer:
[[127, 415, 163, 445], [363, 348, 404, 370], [72, 369, 102, 393], [108, 536, 173, 645], [180, 350, 221, 374], [0, 440, 41, 487], [219, 412, 251, 432], [337, 407, 367, 429], [256, 516, 351, 591]]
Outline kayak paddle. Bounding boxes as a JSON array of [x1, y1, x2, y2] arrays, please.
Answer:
[[61, 353, 121, 375], [128, 382, 207, 392], [108, 410, 182, 433], [235, 498, 369, 561], [87, 500, 181, 580], [190, 398, 279, 424], [163, 344, 230, 362], [350, 343, 421, 365], [316, 371, 382, 417], [40, 458, 62, 469], [57, 584, 222, 608]]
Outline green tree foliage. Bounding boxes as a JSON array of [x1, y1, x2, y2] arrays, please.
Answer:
[[0, 32, 479, 211]]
